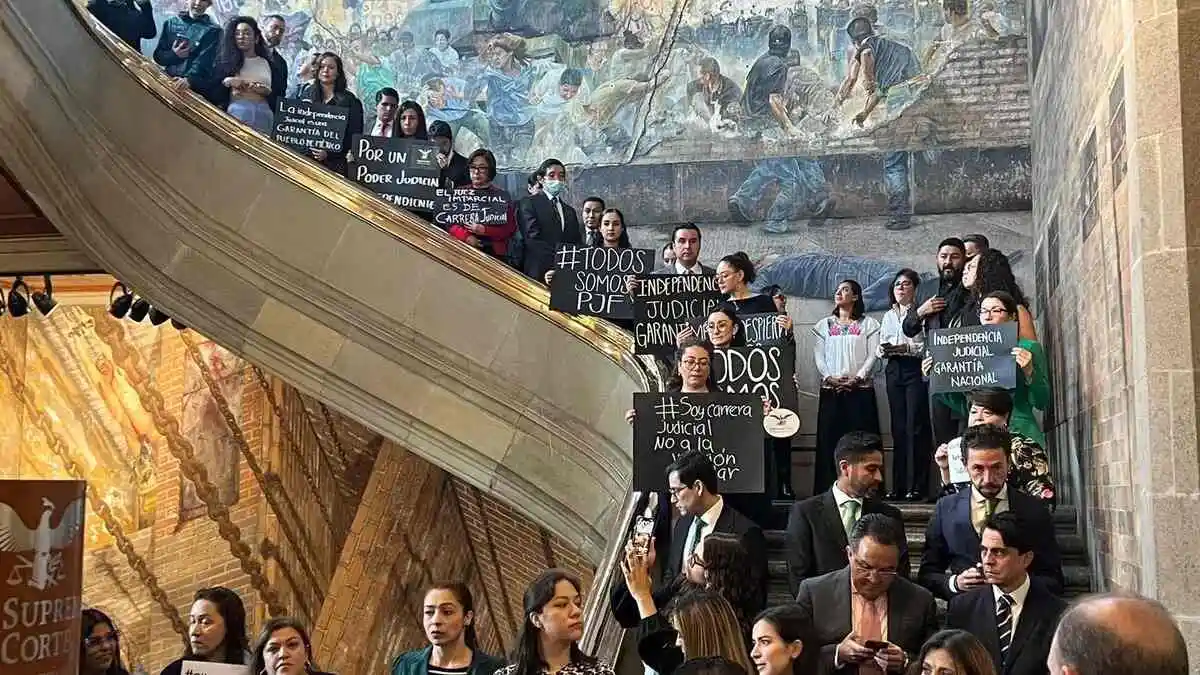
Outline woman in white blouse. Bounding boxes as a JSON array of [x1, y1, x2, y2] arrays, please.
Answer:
[[877, 269, 934, 501], [811, 279, 881, 493]]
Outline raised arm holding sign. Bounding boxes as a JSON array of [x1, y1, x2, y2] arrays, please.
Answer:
[[549, 245, 654, 319], [632, 274, 723, 355]]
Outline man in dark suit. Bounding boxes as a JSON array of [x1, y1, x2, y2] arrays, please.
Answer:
[[786, 431, 909, 597], [796, 514, 937, 675], [609, 451, 768, 627], [919, 424, 1063, 601], [947, 512, 1067, 675], [517, 158, 581, 282], [262, 15, 289, 94], [654, 223, 715, 275]]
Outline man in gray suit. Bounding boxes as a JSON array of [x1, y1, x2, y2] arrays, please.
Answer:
[[796, 513, 938, 675]]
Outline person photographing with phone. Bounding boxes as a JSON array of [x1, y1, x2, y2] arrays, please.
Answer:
[[153, 0, 220, 95]]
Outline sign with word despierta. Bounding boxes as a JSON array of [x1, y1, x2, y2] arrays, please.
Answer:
[[690, 312, 791, 347], [712, 345, 799, 418], [549, 245, 654, 319], [273, 99, 349, 153], [632, 392, 765, 493], [632, 274, 723, 355], [927, 322, 1019, 394], [349, 135, 443, 211]]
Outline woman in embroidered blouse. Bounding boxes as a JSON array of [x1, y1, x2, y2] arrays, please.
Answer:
[[812, 279, 881, 493], [929, 290, 1050, 445], [499, 569, 614, 675], [877, 268, 934, 501]]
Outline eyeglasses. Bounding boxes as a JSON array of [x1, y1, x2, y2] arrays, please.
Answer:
[[851, 557, 898, 579], [667, 484, 692, 496], [85, 632, 119, 648], [680, 358, 709, 369], [706, 322, 733, 331], [979, 308, 1010, 317], [469, 164, 491, 172]]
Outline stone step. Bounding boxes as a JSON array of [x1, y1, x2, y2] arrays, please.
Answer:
[[763, 529, 1089, 563], [769, 500, 1080, 532], [765, 565, 1092, 605]]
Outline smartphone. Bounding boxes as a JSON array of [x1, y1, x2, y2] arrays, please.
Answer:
[[629, 515, 655, 556], [863, 640, 889, 651]]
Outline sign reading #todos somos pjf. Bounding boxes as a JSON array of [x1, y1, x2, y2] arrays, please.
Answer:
[[633, 392, 764, 494], [0, 480, 86, 673], [272, 99, 350, 153], [927, 322, 1019, 394], [549, 245, 654, 319]]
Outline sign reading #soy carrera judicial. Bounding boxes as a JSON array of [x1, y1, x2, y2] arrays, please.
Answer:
[[0, 480, 86, 674], [632, 392, 764, 494], [272, 99, 349, 153], [349, 135, 445, 212], [632, 274, 723, 355], [927, 322, 1019, 394], [549, 245, 655, 319]]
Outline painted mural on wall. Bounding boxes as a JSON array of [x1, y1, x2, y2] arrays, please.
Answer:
[[179, 340, 244, 523], [143, 0, 1028, 170]]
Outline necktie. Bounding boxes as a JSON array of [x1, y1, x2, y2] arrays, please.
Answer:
[[985, 497, 999, 518], [552, 197, 563, 227], [684, 517, 707, 569], [841, 500, 860, 538], [996, 593, 1013, 661], [382, 122, 390, 137]]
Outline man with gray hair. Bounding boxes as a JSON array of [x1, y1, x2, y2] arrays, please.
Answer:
[[1048, 593, 1188, 675]]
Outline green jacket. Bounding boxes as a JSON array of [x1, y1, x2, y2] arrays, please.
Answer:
[[936, 337, 1050, 445], [391, 647, 506, 675], [152, 11, 219, 89]]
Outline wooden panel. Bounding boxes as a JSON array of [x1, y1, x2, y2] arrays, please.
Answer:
[[0, 160, 59, 237]]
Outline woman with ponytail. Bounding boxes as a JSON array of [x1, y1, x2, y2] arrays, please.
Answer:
[[391, 583, 504, 675]]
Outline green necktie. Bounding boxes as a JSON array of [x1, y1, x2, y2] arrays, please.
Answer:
[[985, 497, 999, 518], [841, 501, 860, 538], [685, 517, 707, 565]]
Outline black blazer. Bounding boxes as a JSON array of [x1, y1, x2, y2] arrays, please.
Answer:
[[917, 488, 1063, 600], [796, 567, 938, 675], [209, 51, 288, 112], [518, 192, 581, 280], [785, 491, 910, 597], [946, 578, 1067, 675]]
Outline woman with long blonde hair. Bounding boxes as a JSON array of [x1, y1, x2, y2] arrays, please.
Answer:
[[637, 589, 755, 675]]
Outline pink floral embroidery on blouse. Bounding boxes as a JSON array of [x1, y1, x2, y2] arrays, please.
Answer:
[[829, 321, 863, 337]]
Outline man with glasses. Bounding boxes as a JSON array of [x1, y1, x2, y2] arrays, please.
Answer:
[[797, 513, 936, 675]]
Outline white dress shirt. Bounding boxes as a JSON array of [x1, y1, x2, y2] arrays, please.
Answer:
[[994, 573, 1031, 632], [878, 304, 923, 356], [681, 496, 725, 573], [371, 119, 394, 137], [674, 260, 705, 275]]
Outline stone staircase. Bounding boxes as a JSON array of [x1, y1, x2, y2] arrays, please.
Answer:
[[762, 500, 1092, 606]]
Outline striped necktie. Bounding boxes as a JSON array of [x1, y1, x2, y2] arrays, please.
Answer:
[[996, 593, 1014, 661]]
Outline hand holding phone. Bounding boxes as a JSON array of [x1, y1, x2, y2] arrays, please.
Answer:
[[863, 640, 889, 652]]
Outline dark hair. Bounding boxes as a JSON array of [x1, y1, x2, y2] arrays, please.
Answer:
[[468, 148, 498, 182], [81, 608, 128, 675], [190, 586, 249, 664], [672, 340, 720, 392], [980, 290, 1019, 318], [963, 233, 990, 251], [852, 2, 880, 22], [707, 304, 746, 348], [308, 51, 348, 94], [425, 582, 479, 649], [718, 252, 756, 285], [889, 268, 921, 307], [510, 570, 594, 675], [398, 100, 429, 139], [937, 237, 966, 254], [834, 431, 884, 470], [399, 31, 414, 42], [698, 57, 721, 75], [961, 423, 1011, 458], [599, 208, 632, 248], [910, 630, 996, 675], [666, 451, 720, 495], [943, 0, 970, 14], [263, 14, 286, 25], [250, 617, 317, 675], [981, 511, 1033, 554], [672, 222, 703, 245], [582, 196, 606, 210], [1054, 595, 1188, 675], [216, 16, 268, 80], [831, 279, 866, 320], [849, 512, 902, 552], [538, 157, 566, 178], [972, 249, 1029, 307], [675, 657, 748, 675], [435, 28, 451, 40], [761, 284, 783, 298], [375, 86, 400, 103], [527, 172, 541, 188], [560, 68, 584, 87], [753, 604, 810, 648], [969, 388, 1014, 419], [693, 533, 759, 635]]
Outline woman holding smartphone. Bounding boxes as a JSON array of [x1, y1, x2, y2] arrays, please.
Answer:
[[878, 268, 933, 501]]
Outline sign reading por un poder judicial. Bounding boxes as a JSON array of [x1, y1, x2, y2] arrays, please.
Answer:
[[927, 322, 1019, 394], [549, 245, 654, 319], [713, 345, 798, 415], [0, 480, 86, 674], [690, 312, 790, 347], [633, 275, 723, 355], [433, 189, 510, 228], [632, 392, 764, 493], [349, 135, 443, 211], [272, 99, 349, 152]]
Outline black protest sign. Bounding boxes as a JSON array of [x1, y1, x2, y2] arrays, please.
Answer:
[[632, 274, 723, 355], [713, 345, 798, 414], [549, 245, 654, 319], [632, 392, 765, 494], [273, 99, 349, 153], [433, 188, 511, 228], [349, 135, 443, 211], [927, 322, 1019, 394], [690, 312, 790, 347]]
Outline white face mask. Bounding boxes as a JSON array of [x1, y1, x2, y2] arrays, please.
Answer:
[[543, 179, 567, 198]]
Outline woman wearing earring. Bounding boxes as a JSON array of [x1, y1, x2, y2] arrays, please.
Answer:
[[392, 583, 505, 675], [498, 569, 614, 675], [250, 617, 334, 675], [749, 606, 809, 675], [160, 587, 251, 675]]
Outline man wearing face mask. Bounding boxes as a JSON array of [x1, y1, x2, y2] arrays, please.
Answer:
[[518, 158, 581, 282]]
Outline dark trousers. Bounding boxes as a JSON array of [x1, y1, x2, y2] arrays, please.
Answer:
[[885, 358, 934, 496], [815, 387, 881, 494], [931, 396, 962, 446]]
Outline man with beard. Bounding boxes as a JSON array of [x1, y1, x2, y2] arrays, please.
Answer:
[[903, 237, 971, 444], [262, 14, 287, 89], [784, 432, 909, 597]]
